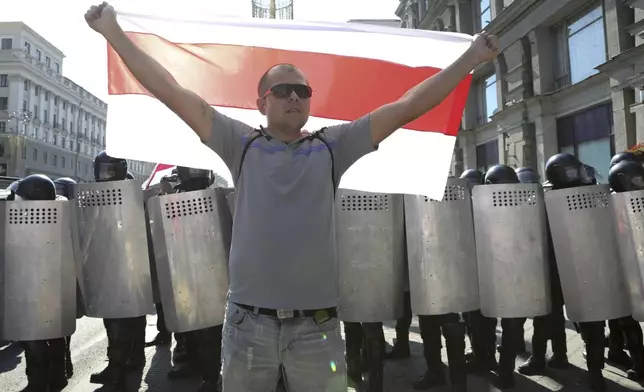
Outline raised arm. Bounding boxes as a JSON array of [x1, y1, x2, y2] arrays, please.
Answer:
[[85, 2, 213, 142], [369, 33, 500, 146]]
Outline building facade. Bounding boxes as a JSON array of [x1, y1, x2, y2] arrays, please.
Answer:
[[396, 0, 641, 183], [0, 22, 152, 182]]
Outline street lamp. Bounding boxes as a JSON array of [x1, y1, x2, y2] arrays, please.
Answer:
[[8, 110, 30, 135]]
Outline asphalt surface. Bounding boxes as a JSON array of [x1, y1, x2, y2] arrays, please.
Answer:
[[1, 316, 644, 391]]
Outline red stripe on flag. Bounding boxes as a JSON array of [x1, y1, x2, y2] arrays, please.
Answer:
[[107, 32, 471, 136], [144, 163, 175, 189]]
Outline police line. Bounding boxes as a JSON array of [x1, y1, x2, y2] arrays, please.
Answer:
[[1, 178, 643, 341]]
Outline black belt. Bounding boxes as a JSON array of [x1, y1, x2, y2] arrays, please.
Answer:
[[235, 303, 337, 320]]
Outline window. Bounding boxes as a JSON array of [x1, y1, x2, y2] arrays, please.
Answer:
[[22, 100, 27, 111], [33, 105, 38, 119], [85, 113, 88, 121], [22, 146, 26, 159], [45, 91, 49, 101], [44, 131, 48, 142], [0, 146, 4, 157], [32, 148, 37, 161], [557, 104, 614, 183], [45, 56, 50, 68], [43, 151, 48, 163], [483, 74, 498, 122], [0, 163, 5, 175], [24, 79, 29, 91], [44, 109, 48, 122], [61, 118, 65, 130], [62, 137, 66, 147], [480, 0, 491, 30], [1, 38, 12, 50], [24, 41, 30, 54], [35, 85, 39, 96], [476, 139, 499, 171], [70, 121, 73, 132], [53, 134, 58, 145], [61, 156, 66, 167], [71, 105, 75, 114], [0, 122, 6, 133], [0, 74, 7, 87], [35, 49, 41, 61], [0, 97, 7, 110], [54, 96, 58, 106], [53, 114, 57, 127], [69, 140, 73, 149], [63, 101, 67, 110], [55, 63, 60, 74], [557, 5, 607, 86], [34, 127, 39, 139], [53, 154, 58, 166]]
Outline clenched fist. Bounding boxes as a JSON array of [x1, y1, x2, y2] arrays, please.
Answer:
[[85, 2, 119, 36], [467, 33, 500, 65]]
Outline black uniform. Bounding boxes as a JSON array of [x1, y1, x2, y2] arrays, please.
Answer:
[[345, 321, 385, 392], [605, 159, 644, 380], [89, 152, 146, 388], [541, 153, 609, 391], [385, 290, 413, 360], [516, 166, 569, 376], [15, 175, 72, 392]]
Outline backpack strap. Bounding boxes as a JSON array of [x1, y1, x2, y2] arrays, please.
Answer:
[[235, 128, 264, 185], [235, 126, 336, 196]]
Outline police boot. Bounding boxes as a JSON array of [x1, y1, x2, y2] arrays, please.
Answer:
[[64, 336, 73, 379], [48, 338, 68, 391], [168, 332, 200, 380], [621, 317, 644, 381], [364, 332, 384, 392], [414, 316, 446, 390], [21, 341, 50, 392], [90, 320, 128, 388], [126, 317, 146, 370], [468, 314, 497, 375], [196, 326, 223, 391], [443, 316, 467, 392], [344, 322, 363, 385], [548, 308, 569, 370], [385, 327, 411, 360], [583, 322, 607, 392], [518, 316, 547, 376], [489, 319, 520, 389]]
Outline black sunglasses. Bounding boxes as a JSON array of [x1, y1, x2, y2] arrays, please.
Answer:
[[263, 83, 313, 99]]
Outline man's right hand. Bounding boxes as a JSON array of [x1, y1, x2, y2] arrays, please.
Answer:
[[85, 2, 119, 37]]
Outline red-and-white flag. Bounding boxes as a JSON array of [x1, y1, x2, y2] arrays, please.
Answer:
[[143, 163, 175, 189], [105, 6, 473, 199]]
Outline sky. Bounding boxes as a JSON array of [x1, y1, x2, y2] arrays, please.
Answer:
[[0, 0, 401, 102]]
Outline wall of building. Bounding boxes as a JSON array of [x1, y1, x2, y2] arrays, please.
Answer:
[[0, 22, 153, 182], [396, 0, 643, 183]]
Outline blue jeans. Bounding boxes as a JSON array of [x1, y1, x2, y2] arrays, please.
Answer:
[[222, 302, 347, 392]]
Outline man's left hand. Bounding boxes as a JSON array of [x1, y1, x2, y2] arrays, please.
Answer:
[[468, 33, 500, 65]]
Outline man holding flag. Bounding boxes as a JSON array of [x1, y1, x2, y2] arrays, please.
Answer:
[[85, 2, 499, 390]]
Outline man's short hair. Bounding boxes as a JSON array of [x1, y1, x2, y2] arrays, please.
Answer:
[[257, 63, 300, 97]]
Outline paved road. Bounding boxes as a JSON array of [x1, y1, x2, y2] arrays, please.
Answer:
[[1, 316, 644, 391]]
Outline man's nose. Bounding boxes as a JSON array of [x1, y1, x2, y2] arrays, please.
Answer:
[[288, 90, 300, 101]]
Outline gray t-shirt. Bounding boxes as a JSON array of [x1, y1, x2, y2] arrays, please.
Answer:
[[207, 110, 374, 309]]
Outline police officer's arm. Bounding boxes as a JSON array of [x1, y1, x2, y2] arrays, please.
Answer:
[[367, 34, 499, 147], [86, 3, 213, 143]]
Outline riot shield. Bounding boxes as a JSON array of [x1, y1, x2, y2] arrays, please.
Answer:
[[336, 190, 405, 322], [148, 188, 232, 332], [405, 179, 479, 316], [545, 184, 629, 322], [472, 183, 551, 318], [70, 180, 154, 318], [612, 190, 644, 321], [0, 201, 76, 340]]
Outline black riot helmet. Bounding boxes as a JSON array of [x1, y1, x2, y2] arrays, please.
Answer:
[[484, 164, 519, 185], [610, 151, 636, 168], [14, 174, 56, 201], [53, 177, 77, 199], [176, 166, 212, 192], [126, 172, 135, 180], [459, 169, 484, 186], [6, 180, 20, 201], [93, 151, 128, 182], [515, 167, 540, 184], [545, 153, 595, 190], [609, 160, 644, 193]]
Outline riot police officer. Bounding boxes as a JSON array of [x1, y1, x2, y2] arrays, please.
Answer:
[[14, 174, 71, 392], [164, 166, 222, 392], [89, 151, 147, 388], [517, 163, 570, 375], [544, 153, 606, 391], [479, 165, 526, 389], [458, 169, 497, 376], [606, 159, 644, 381], [53, 177, 79, 382]]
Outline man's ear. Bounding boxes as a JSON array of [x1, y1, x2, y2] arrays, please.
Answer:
[[257, 98, 266, 115]]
